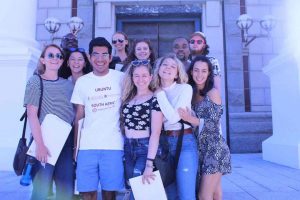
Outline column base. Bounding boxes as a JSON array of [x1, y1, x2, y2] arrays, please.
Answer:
[[262, 135, 300, 169]]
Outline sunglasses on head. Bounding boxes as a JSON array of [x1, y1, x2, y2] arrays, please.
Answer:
[[112, 39, 124, 44], [68, 47, 85, 53], [47, 53, 64, 60], [189, 39, 205, 45], [131, 59, 150, 67]]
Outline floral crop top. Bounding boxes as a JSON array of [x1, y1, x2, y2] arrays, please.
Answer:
[[122, 97, 161, 130]]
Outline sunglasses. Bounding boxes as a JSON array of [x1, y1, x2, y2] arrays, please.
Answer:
[[68, 47, 85, 53], [47, 53, 64, 60], [189, 39, 205, 45], [112, 39, 124, 44], [131, 59, 150, 67]]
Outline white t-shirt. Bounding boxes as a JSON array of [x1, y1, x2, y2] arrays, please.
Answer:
[[156, 82, 192, 130], [71, 70, 124, 150]]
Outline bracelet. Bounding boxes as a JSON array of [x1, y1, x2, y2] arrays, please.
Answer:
[[146, 163, 154, 168], [147, 158, 155, 162]]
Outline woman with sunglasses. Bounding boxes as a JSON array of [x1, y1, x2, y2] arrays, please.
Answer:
[[121, 60, 163, 199], [178, 56, 231, 200], [122, 39, 156, 72], [153, 54, 198, 200], [58, 47, 92, 84], [24, 44, 75, 199], [110, 31, 129, 71], [189, 32, 221, 93]]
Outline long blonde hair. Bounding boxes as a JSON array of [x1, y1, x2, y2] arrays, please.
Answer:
[[152, 53, 188, 88], [121, 63, 155, 104]]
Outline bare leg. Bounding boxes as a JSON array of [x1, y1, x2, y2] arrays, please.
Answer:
[[198, 173, 222, 200], [80, 191, 97, 200], [102, 190, 116, 200], [213, 180, 222, 200]]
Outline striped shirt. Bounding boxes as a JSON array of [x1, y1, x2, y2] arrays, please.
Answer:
[[24, 75, 74, 125]]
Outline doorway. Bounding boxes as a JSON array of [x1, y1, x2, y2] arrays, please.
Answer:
[[117, 18, 201, 57]]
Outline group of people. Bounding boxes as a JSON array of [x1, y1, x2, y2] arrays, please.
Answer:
[[23, 30, 231, 200]]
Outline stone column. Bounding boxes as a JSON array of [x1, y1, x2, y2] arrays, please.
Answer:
[[94, 1, 114, 40], [0, 0, 40, 170], [262, 50, 300, 169]]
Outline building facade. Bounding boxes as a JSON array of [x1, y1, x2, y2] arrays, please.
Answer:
[[0, 0, 285, 170]]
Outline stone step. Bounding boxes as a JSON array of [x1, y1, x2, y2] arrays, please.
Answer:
[[229, 112, 272, 134], [229, 112, 273, 153]]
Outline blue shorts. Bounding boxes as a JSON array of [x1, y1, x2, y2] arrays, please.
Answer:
[[76, 150, 124, 192]]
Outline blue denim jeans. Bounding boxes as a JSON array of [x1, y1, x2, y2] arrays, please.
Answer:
[[30, 132, 74, 200], [124, 137, 149, 200], [165, 133, 199, 200]]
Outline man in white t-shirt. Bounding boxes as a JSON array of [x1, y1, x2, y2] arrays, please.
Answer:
[[71, 37, 124, 200]]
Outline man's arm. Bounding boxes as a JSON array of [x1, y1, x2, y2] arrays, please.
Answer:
[[73, 104, 85, 159]]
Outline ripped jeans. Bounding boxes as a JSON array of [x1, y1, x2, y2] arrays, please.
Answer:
[[165, 134, 199, 200], [124, 137, 149, 199]]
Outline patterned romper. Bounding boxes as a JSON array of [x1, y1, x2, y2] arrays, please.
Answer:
[[193, 95, 231, 176]]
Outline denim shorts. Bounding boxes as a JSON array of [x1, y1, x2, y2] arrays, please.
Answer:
[[76, 150, 124, 192]]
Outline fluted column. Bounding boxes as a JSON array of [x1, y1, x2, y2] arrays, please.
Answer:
[[0, 0, 40, 170]]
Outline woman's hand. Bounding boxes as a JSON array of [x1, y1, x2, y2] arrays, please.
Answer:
[[36, 143, 51, 163], [178, 107, 192, 122], [178, 107, 200, 126], [142, 164, 156, 184]]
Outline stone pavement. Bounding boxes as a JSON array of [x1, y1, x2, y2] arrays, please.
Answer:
[[1, 154, 300, 200]]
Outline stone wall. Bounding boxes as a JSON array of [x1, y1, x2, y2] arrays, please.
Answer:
[[246, 0, 283, 112], [223, 0, 284, 152], [36, 0, 72, 46], [223, 0, 244, 113], [77, 0, 93, 50]]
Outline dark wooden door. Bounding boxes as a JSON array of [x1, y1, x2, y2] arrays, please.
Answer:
[[121, 21, 195, 57]]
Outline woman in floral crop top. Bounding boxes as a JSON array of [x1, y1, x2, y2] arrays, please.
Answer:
[[121, 60, 163, 199]]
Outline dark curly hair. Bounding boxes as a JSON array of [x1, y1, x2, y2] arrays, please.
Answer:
[[188, 56, 214, 96], [58, 49, 92, 79]]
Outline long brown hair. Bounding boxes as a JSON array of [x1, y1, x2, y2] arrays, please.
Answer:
[[122, 62, 154, 104], [123, 39, 156, 72]]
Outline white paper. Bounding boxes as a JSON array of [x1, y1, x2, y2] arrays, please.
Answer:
[[74, 179, 79, 195], [74, 118, 84, 161], [129, 170, 167, 200], [27, 114, 72, 166]]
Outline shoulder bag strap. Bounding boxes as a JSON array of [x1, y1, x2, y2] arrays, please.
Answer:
[[174, 120, 184, 168], [150, 97, 188, 170], [20, 111, 27, 139], [21, 75, 44, 144], [37, 74, 44, 118], [174, 120, 192, 168]]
